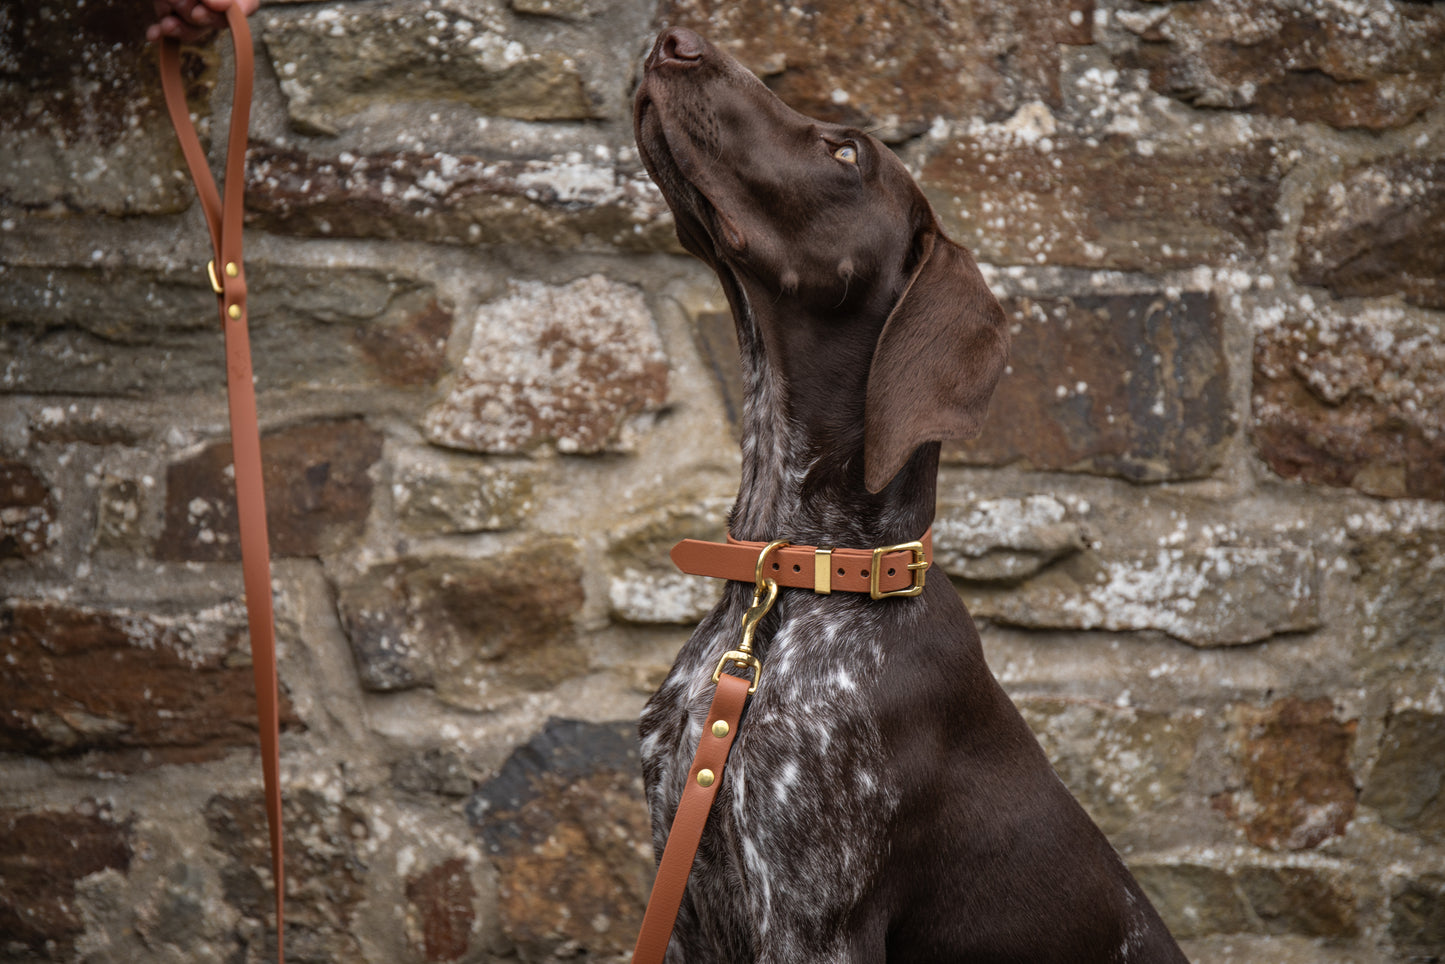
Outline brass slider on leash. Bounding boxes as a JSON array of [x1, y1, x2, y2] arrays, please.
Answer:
[[712, 539, 788, 694]]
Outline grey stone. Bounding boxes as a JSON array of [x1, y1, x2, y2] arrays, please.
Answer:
[[934, 495, 1085, 582], [1361, 709, 1445, 843], [607, 498, 730, 624], [391, 450, 535, 536]]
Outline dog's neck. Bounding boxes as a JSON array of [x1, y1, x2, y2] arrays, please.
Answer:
[[724, 286, 938, 551]]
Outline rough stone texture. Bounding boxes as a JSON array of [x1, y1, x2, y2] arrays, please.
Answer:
[[1253, 308, 1445, 500], [0, 3, 213, 214], [0, 808, 132, 959], [0, 459, 56, 559], [158, 419, 384, 561], [947, 293, 1233, 481], [467, 719, 652, 962], [1117, 0, 1445, 131], [0, 601, 298, 769], [1295, 156, 1445, 310], [425, 276, 669, 454], [3, 0, 1443, 961], [922, 134, 1284, 270], [963, 542, 1319, 646], [1214, 698, 1358, 851], [657, 0, 1093, 140], [262, 1, 595, 135], [1362, 709, 1445, 844], [335, 542, 586, 710], [246, 148, 677, 251]]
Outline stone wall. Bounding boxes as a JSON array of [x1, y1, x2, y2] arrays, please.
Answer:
[[2, 0, 1442, 962]]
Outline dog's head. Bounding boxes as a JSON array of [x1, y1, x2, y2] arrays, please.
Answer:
[[635, 28, 1008, 493]]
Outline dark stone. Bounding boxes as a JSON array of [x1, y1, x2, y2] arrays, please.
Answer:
[[245, 148, 676, 252], [946, 292, 1233, 482], [0, 460, 56, 559], [1213, 698, 1358, 851], [1130, 862, 1252, 940], [467, 718, 652, 962], [1295, 157, 1445, 310], [1362, 709, 1445, 843], [1235, 865, 1359, 938], [922, 136, 1284, 270], [0, 808, 132, 958], [353, 298, 453, 387], [1253, 313, 1445, 501], [0, 2, 214, 214], [1390, 873, 1445, 956], [657, 0, 1093, 140], [392, 748, 475, 798], [157, 418, 383, 562], [0, 601, 299, 768], [205, 790, 368, 963], [1117, 1, 1445, 131], [405, 859, 477, 963], [335, 542, 587, 711]]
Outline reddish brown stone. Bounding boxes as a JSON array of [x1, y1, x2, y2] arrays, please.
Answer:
[[405, 859, 477, 962], [1253, 314, 1445, 501], [205, 789, 367, 960], [353, 298, 453, 387], [922, 135, 1284, 270], [158, 419, 383, 562], [657, 0, 1093, 138], [1295, 157, 1445, 310], [0, 601, 299, 769], [0, 460, 56, 559], [947, 292, 1232, 482], [0, 808, 132, 957], [1118, 1, 1445, 131], [467, 719, 652, 961], [335, 542, 586, 711], [1215, 698, 1357, 851], [245, 148, 676, 252]]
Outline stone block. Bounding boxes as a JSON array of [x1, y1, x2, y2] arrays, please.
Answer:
[[0, 4, 214, 214], [246, 148, 676, 252], [1018, 698, 1203, 835], [95, 475, 149, 553], [205, 789, 368, 961], [467, 718, 652, 962], [261, 1, 595, 135], [1390, 873, 1445, 957], [404, 858, 478, 963], [963, 543, 1319, 646], [424, 276, 668, 455], [0, 808, 132, 959], [1132, 860, 1358, 940], [657, 0, 1093, 140], [1116, 0, 1445, 131], [392, 748, 475, 799], [1253, 310, 1445, 501], [335, 542, 586, 710], [391, 450, 535, 537], [946, 293, 1232, 481], [0, 459, 57, 559], [0, 601, 299, 768], [1213, 698, 1357, 851], [1130, 862, 1252, 941], [1295, 157, 1445, 310], [157, 419, 383, 562], [934, 495, 1086, 582], [1362, 709, 1445, 843], [607, 498, 730, 624], [922, 136, 1283, 270]]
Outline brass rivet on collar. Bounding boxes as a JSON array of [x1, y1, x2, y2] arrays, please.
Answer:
[[696, 768, 715, 788], [711, 721, 729, 739]]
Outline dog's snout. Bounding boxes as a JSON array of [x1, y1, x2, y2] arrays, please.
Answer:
[[649, 27, 706, 69]]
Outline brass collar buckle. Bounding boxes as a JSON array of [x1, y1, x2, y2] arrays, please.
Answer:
[[869, 540, 928, 600], [712, 539, 788, 694]]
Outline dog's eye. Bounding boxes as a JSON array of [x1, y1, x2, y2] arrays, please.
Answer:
[[832, 144, 858, 164]]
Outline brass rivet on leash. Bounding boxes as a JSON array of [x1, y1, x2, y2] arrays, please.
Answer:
[[712, 721, 729, 738], [225, 261, 239, 278], [228, 304, 241, 319], [696, 769, 715, 787]]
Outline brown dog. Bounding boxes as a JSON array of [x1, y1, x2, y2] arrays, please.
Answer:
[[633, 26, 1190, 964]]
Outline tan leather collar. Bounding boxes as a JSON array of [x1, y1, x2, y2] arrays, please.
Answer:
[[671, 529, 933, 599]]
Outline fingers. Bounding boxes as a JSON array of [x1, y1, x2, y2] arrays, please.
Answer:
[[147, 0, 255, 44]]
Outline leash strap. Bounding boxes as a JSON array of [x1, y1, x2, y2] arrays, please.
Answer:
[[631, 672, 750, 964], [158, 14, 286, 962]]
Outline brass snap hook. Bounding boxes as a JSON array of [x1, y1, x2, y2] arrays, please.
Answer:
[[712, 539, 789, 694]]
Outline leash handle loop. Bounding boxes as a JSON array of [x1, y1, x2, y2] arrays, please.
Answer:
[[157, 14, 285, 963]]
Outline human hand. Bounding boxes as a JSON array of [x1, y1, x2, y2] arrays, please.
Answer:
[[146, 0, 259, 44]]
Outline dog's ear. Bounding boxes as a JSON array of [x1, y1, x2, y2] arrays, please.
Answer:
[[863, 229, 1009, 494]]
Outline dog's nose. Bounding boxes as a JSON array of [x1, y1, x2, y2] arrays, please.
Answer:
[[650, 27, 706, 69]]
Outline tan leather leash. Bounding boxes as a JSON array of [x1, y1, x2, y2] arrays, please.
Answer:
[[157, 12, 286, 962]]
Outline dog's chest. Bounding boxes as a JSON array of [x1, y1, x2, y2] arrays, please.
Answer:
[[639, 594, 904, 944]]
